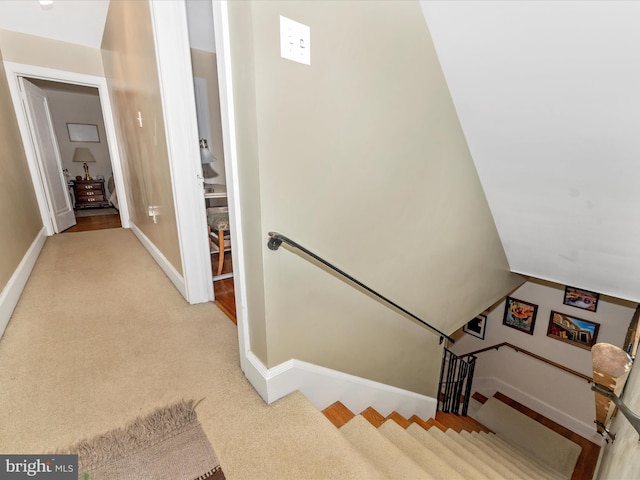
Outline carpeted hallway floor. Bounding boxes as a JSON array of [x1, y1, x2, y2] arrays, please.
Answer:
[[0, 229, 382, 479]]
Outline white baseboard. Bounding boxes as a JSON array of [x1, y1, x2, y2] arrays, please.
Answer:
[[129, 222, 186, 300], [0, 227, 47, 339], [473, 376, 603, 444], [243, 351, 437, 420]]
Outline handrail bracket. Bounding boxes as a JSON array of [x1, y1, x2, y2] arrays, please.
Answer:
[[592, 383, 640, 442]]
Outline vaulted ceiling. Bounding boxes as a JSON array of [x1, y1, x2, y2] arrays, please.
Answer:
[[2, 0, 639, 302]]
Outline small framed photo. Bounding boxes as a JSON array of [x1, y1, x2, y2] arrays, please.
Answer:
[[563, 286, 599, 312], [547, 310, 600, 350], [503, 297, 538, 335], [463, 314, 487, 340]]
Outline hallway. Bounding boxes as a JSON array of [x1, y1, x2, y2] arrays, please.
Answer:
[[0, 229, 371, 479]]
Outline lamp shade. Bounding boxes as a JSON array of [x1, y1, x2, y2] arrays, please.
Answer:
[[72, 147, 96, 163], [199, 138, 217, 164]]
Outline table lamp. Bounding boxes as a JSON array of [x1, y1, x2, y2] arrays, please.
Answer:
[[73, 147, 96, 180], [200, 138, 218, 184]]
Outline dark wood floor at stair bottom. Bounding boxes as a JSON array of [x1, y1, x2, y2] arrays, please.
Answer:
[[474, 392, 600, 480]]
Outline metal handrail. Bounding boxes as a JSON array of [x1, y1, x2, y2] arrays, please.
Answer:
[[267, 231, 454, 344], [461, 342, 592, 382]]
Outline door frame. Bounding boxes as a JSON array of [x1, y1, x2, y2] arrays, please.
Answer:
[[3, 61, 130, 235]]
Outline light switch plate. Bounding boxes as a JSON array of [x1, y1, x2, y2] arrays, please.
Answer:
[[280, 15, 310, 65]]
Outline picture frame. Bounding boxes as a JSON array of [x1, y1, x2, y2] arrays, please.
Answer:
[[547, 310, 600, 350], [463, 314, 487, 340], [502, 297, 538, 335], [563, 286, 599, 312], [67, 123, 100, 143]]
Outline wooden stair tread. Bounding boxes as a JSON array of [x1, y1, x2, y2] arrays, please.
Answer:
[[386, 411, 411, 429], [360, 406, 386, 428], [322, 401, 354, 428], [436, 411, 493, 434]]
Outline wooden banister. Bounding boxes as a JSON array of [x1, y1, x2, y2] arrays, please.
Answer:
[[461, 342, 592, 382]]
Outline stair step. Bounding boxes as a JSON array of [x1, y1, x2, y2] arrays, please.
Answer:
[[455, 429, 538, 480], [436, 411, 493, 433], [407, 423, 492, 479], [379, 420, 467, 479], [322, 401, 355, 428], [360, 406, 387, 428], [475, 432, 565, 480], [386, 411, 411, 429], [340, 415, 433, 479], [431, 426, 512, 480]]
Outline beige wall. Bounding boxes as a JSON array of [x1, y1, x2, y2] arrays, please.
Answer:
[[190, 48, 226, 185], [0, 30, 103, 77], [101, 0, 182, 273], [230, 1, 522, 395], [0, 49, 43, 292]]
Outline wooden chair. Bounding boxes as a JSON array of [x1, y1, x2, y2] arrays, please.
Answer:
[[207, 209, 231, 277]]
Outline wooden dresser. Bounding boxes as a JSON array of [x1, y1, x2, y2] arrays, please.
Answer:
[[73, 179, 110, 209]]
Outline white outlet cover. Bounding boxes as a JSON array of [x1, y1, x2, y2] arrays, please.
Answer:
[[280, 15, 310, 65]]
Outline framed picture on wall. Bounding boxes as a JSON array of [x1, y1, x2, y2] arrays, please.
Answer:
[[547, 310, 600, 350], [563, 286, 599, 312], [502, 297, 538, 335], [67, 123, 100, 143], [463, 314, 487, 340]]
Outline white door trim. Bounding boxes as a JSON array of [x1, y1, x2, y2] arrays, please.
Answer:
[[212, 0, 252, 367], [148, 0, 213, 305], [2, 61, 131, 233]]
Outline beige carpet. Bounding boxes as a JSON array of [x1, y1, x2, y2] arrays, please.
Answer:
[[475, 397, 581, 478], [0, 228, 383, 479]]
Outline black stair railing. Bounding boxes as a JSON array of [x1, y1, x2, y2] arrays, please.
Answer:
[[438, 348, 476, 416], [267, 231, 454, 344]]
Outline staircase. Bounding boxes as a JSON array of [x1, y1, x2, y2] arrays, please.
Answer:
[[322, 400, 574, 480]]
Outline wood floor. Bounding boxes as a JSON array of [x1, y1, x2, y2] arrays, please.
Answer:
[[64, 210, 238, 323], [64, 213, 121, 232], [211, 252, 236, 323]]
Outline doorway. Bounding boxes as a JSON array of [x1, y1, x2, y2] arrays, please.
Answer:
[[23, 77, 122, 234], [186, 0, 236, 320], [4, 61, 130, 238]]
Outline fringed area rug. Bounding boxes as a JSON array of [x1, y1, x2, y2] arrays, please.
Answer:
[[64, 400, 225, 480]]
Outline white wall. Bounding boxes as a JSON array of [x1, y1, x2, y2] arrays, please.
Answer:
[[451, 278, 636, 442]]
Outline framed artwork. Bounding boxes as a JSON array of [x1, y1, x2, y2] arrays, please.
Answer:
[[503, 297, 538, 335], [563, 286, 599, 312], [547, 310, 600, 350], [463, 314, 487, 340], [67, 123, 100, 142]]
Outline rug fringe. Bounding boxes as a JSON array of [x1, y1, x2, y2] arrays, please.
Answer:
[[60, 400, 201, 470]]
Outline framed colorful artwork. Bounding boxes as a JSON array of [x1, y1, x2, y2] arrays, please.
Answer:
[[547, 310, 600, 350], [502, 297, 538, 335], [563, 286, 599, 312]]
